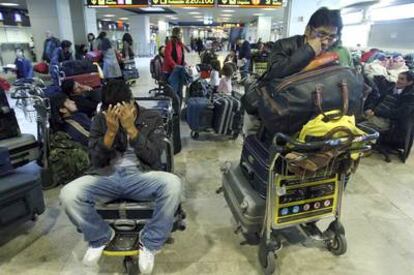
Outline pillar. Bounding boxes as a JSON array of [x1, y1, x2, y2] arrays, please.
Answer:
[[257, 16, 272, 42], [129, 15, 150, 57], [158, 20, 169, 48]]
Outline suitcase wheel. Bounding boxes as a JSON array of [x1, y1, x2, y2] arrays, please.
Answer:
[[123, 256, 139, 275], [191, 131, 200, 139]]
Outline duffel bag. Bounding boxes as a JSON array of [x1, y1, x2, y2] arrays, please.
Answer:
[[61, 60, 98, 77], [34, 62, 49, 74], [258, 65, 365, 135]]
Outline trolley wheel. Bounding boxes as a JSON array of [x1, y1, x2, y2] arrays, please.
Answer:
[[259, 238, 277, 275], [123, 256, 139, 275], [327, 234, 347, 256], [231, 133, 239, 140], [191, 131, 199, 139]]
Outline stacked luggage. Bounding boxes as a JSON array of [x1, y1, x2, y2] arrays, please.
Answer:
[[59, 60, 102, 88], [0, 87, 45, 229], [121, 59, 139, 82], [186, 88, 243, 139]]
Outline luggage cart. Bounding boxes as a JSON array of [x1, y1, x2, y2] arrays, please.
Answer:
[[257, 126, 378, 274], [252, 61, 268, 77]]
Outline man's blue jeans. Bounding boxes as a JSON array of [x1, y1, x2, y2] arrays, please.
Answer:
[[167, 65, 190, 100], [60, 167, 182, 251], [240, 59, 250, 80]]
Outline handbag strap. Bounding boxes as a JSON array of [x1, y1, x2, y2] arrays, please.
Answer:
[[313, 80, 349, 121]]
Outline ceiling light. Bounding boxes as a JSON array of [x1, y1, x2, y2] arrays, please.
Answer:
[[0, 3, 19, 7], [140, 7, 165, 12], [104, 14, 115, 17], [222, 14, 232, 17], [101, 18, 112, 21], [189, 11, 201, 14], [370, 3, 414, 21], [119, 17, 129, 20], [222, 9, 235, 13], [253, 13, 264, 16], [181, 7, 197, 9], [262, 8, 277, 11], [193, 15, 203, 18]]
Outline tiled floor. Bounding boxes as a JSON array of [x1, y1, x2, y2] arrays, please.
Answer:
[[1, 53, 414, 275]]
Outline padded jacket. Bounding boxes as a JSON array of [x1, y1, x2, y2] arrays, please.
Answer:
[[374, 85, 414, 120], [88, 105, 165, 175], [262, 35, 316, 82]]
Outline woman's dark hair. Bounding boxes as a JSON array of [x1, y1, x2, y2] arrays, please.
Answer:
[[222, 63, 234, 78], [100, 38, 112, 51], [49, 92, 68, 130], [87, 33, 95, 41], [158, 46, 165, 56], [171, 27, 181, 39], [307, 7, 343, 38], [122, 33, 133, 45], [101, 79, 132, 110], [97, 31, 107, 40], [211, 59, 221, 71], [401, 71, 414, 83], [61, 79, 75, 95], [61, 40, 72, 49]]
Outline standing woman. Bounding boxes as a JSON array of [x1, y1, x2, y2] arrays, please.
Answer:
[[99, 37, 122, 79], [121, 33, 135, 60], [87, 33, 95, 52]]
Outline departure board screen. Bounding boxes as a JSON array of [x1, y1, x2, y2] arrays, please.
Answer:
[[149, 0, 215, 7], [86, 0, 149, 7], [217, 0, 282, 8]]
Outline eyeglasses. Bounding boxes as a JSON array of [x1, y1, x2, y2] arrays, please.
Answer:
[[312, 28, 338, 41]]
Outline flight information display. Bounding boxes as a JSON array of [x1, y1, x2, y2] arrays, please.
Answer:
[[86, 0, 149, 7], [217, 0, 282, 8], [149, 0, 215, 7]]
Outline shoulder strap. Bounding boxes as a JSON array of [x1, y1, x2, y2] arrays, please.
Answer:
[[65, 119, 90, 138]]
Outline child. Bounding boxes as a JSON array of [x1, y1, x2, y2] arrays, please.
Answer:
[[210, 59, 221, 93], [217, 63, 234, 95]]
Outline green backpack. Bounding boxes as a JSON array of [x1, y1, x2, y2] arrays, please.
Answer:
[[48, 131, 90, 185]]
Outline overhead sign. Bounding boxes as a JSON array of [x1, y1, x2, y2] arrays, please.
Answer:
[[149, 0, 215, 7], [217, 0, 282, 8], [86, 0, 149, 7]]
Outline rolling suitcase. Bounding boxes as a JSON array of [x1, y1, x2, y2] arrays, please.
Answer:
[[212, 94, 242, 137], [0, 134, 40, 168], [0, 163, 45, 228], [186, 97, 214, 132], [222, 162, 265, 239], [61, 60, 98, 76], [240, 134, 270, 198], [65, 72, 101, 88]]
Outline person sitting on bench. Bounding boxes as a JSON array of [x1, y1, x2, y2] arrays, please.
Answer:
[[50, 92, 91, 147], [61, 79, 101, 118], [363, 71, 414, 132], [59, 79, 182, 274]]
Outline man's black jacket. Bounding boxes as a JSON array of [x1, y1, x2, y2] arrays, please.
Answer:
[[262, 35, 316, 81], [88, 105, 165, 175]]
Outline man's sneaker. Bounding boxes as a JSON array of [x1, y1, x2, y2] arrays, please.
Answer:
[[138, 243, 155, 274], [82, 228, 115, 266]]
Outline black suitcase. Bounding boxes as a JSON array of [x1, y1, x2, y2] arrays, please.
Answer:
[[0, 109, 21, 140], [213, 94, 242, 137], [61, 60, 98, 77], [172, 114, 181, 154], [0, 163, 45, 228], [222, 162, 265, 239], [240, 134, 270, 198], [0, 134, 40, 168]]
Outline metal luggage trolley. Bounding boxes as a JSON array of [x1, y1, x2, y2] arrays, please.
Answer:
[[252, 61, 268, 77], [259, 125, 378, 275]]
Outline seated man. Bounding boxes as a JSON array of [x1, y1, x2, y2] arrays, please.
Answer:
[[61, 79, 101, 117], [59, 79, 182, 274], [50, 92, 91, 146], [364, 71, 414, 132]]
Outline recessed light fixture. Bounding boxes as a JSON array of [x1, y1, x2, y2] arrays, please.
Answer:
[[253, 13, 264, 16], [101, 18, 112, 21], [262, 8, 277, 11], [119, 17, 128, 20], [222, 14, 232, 17], [189, 11, 201, 14], [193, 15, 203, 18], [0, 3, 19, 7], [222, 9, 235, 13], [140, 7, 165, 12], [104, 14, 115, 17], [181, 7, 197, 9]]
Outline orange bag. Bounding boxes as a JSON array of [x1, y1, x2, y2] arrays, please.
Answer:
[[302, 52, 339, 72]]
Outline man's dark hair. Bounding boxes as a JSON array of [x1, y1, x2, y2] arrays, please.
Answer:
[[211, 59, 221, 71], [49, 92, 69, 130], [222, 63, 234, 78], [122, 33, 133, 45], [61, 40, 72, 49], [61, 79, 75, 96], [158, 46, 165, 56], [87, 33, 95, 40], [101, 79, 132, 111], [401, 71, 414, 83], [308, 7, 343, 37], [171, 27, 181, 39], [97, 31, 107, 40]]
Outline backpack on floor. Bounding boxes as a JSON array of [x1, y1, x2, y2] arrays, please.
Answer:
[[150, 55, 164, 82], [48, 132, 90, 185]]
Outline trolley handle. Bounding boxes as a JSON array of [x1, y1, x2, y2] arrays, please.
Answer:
[[272, 125, 379, 153]]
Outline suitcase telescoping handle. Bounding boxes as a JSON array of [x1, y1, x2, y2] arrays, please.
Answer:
[[313, 80, 349, 121]]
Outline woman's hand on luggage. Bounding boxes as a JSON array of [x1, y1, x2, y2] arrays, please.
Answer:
[[308, 38, 322, 56], [103, 104, 120, 134]]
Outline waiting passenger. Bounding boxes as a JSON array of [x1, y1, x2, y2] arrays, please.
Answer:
[[263, 7, 343, 81], [363, 71, 414, 132], [224, 49, 237, 64], [121, 33, 135, 60], [61, 79, 101, 118], [217, 63, 234, 95], [98, 36, 122, 79], [59, 79, 182, 274], [87, 33, 95, 52], [49, 92, 91, 147], [387, 54, 409, 83], [50, 40, 73, 85], [237, 38, 252, 80], [210, 59, 221, 92], [42, 31, 60, 63], [14, 49, 34, 80]]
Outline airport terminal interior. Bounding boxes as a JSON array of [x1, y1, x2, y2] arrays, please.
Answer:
[[0, 0, 414, 274]]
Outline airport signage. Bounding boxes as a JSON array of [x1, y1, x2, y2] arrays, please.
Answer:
[[217, 0, 282, 8], [149, 0, 215, 7], [86, 0, 149, 7]]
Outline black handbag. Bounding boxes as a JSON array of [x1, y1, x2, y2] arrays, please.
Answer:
[[258, 65, 365, 135]]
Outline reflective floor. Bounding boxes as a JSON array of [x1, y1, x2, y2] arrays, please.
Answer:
[[1, 53, 414, 275]]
